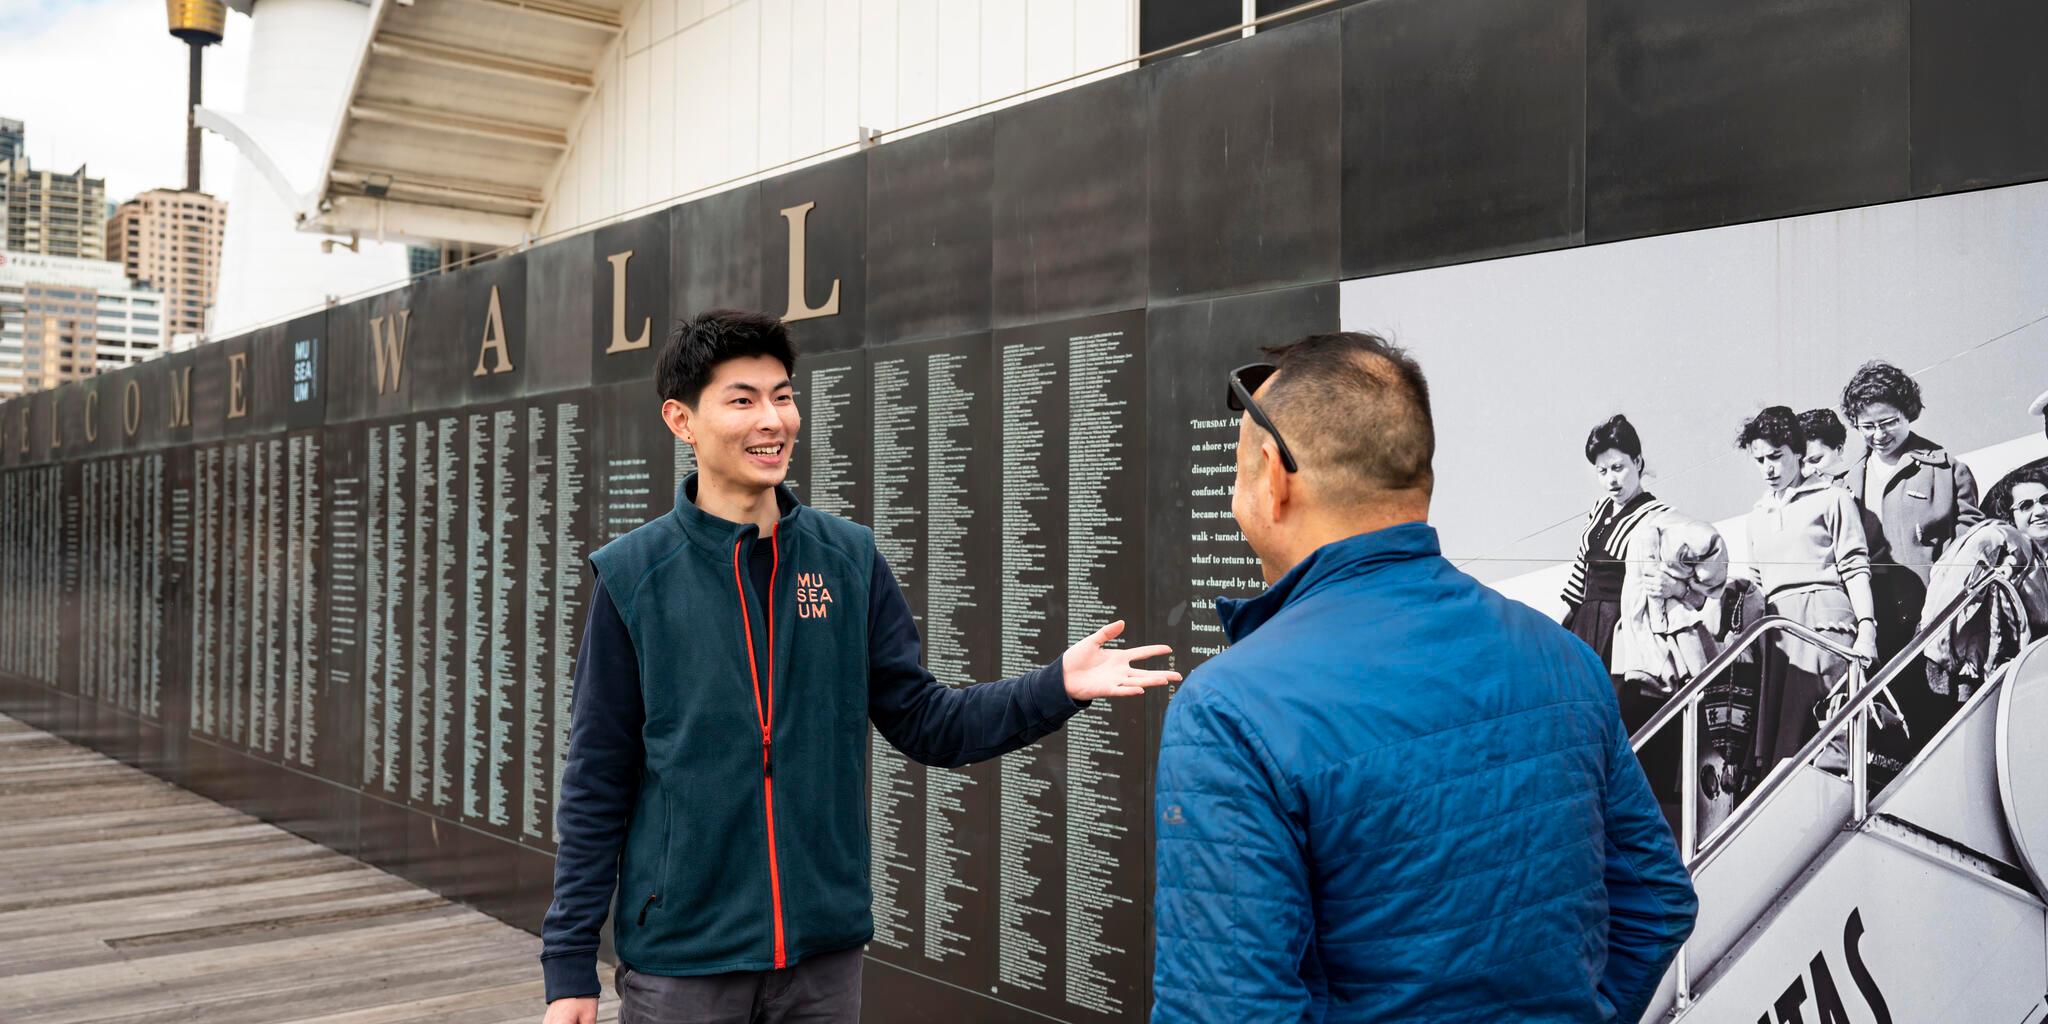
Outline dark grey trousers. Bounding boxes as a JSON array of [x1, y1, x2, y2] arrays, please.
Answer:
[[617, 947, 863, 1024]]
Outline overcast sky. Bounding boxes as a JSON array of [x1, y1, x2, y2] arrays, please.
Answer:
[[0, 0, 254, 203]]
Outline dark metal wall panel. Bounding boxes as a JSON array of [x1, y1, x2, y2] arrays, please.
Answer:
[[992, 73, 1150, 328], [868, 117, 995, 345], [1139, 0, 1240, 59], [671, 182, 765, 322], [407, 268, 474, 413], [1910, 0, 2048, 196], [761, 153, 867, 355], [1148, 15, 1342, 303], [592, 212, 674, 387], [1340, 0, 1587, 277], [524, 232, 596, 394], [1586, 0, 1910, 243], [594, 381, 682, 547]]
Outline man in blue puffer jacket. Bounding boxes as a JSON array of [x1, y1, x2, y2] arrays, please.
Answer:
[[1153, 332, 1697, 1023]]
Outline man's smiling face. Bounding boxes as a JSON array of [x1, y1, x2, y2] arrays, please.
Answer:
[[690, 354, 800, 493]]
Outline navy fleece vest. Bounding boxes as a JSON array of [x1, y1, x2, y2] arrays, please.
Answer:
[[590, 477, 875, 974]]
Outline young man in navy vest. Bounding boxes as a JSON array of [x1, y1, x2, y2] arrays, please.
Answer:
[[540, 310, 1179, 1024]]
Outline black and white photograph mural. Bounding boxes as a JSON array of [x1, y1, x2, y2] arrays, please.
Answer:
[[1344, 177, 2048, 845]]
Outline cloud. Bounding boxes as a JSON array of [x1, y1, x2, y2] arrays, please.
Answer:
[[0, 0, 253, 202]]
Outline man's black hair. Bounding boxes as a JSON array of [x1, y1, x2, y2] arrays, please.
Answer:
[[1259, 331, 1435, 498], [656, 309, 797, 406]]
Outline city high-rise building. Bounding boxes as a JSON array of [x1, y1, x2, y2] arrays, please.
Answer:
[[107, 189, 226, 340], [0, 251, 167, 397], [0, 119, 22, 166], [3, 160, 108, 260]]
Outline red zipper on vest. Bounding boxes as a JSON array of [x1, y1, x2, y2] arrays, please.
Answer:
[[734, 530, 786, 969]]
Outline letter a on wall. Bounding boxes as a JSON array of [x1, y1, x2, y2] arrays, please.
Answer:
[[474, 285, 515, 376]]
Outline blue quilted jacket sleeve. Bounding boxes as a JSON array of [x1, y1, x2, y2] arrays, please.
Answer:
[[1599, 714, 1698, 1020], [1152, 680, 1320, 1024]]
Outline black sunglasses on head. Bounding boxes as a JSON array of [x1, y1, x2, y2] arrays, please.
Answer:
[[1226, 363, 1299, 473]]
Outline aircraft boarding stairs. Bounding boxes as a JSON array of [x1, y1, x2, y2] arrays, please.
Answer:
[[1635, 568, 2048, 1024]]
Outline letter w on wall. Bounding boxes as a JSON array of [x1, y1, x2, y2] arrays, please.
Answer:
[[371, 310, 411, 395]]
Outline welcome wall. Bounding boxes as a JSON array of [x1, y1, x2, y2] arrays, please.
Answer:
[[1, 4, 2042, 1021]]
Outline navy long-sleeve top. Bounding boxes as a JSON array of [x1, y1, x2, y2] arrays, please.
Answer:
[[541, 543, 1078, 1001]]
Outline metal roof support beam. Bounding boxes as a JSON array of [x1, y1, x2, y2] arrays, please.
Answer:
[[332, 165, 545, 211], [310, 195, 532, 250], [445, 0, 623, 33], [348, 102, 569, 150], [369, 34, 595, 92]]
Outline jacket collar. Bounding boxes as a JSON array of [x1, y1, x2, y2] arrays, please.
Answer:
[[1216, 522, 1441, 644], [669, 472, 802, 556], [1847, 433, 1949, 497], [1755, 474, 1833, 512]]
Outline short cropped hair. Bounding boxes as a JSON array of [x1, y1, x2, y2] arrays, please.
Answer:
[[1841, 360, 1923, 422], [1736, 406, 1805, 453], [1798, 408, 1847, 450], [656, 309, 797, 406], [1584, 414, 1643, 465], [1258, 331, 1434, 501]]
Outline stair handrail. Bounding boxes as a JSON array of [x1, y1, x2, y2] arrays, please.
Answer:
[[1631, 564, 2024, 1016], [1695, 565, 2026, 866]]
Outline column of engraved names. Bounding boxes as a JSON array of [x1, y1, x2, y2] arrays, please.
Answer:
[[191, 447, 218, 736], [167, 457, 192, 724], [289, 435, 321, 767], [996, 341, 1056, 994], [922, 350, 979, 966], [228, 443, 251, 745], [329, 441, 364, 780], [546, 401, 586, 844], [375, 422, 412, 794], [282, 441, 302, 761], [408, 420, 436, 803], [523, 400, 585, 844], [431, 417, 461, 809], [361, 426, 388, 788], [259, 438, 285, 756], [77, 462, 97, 701], [140, 454, 165, 719], [804, 365, 856, 515], [41, 466, 61, 685], [1185, 416, 1262, 660], [77, 461, 99, 702], [486, 408, 518, 828], [1066, 330, 1138, 1016], [59, 464, 78, 695], [868, 355, 918, 952], [462, 411, 490, 820], [0, 474, 14, 678], [248, 441, 270, 750], [41, 466, 57, 687]]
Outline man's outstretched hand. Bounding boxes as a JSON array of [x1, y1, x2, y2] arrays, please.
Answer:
[[542, 996, 596, 1024], [1062, 620, 1181, 700]]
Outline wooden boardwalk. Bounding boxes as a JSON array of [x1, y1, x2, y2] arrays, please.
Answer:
[[0, 713, 620, 1023]]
